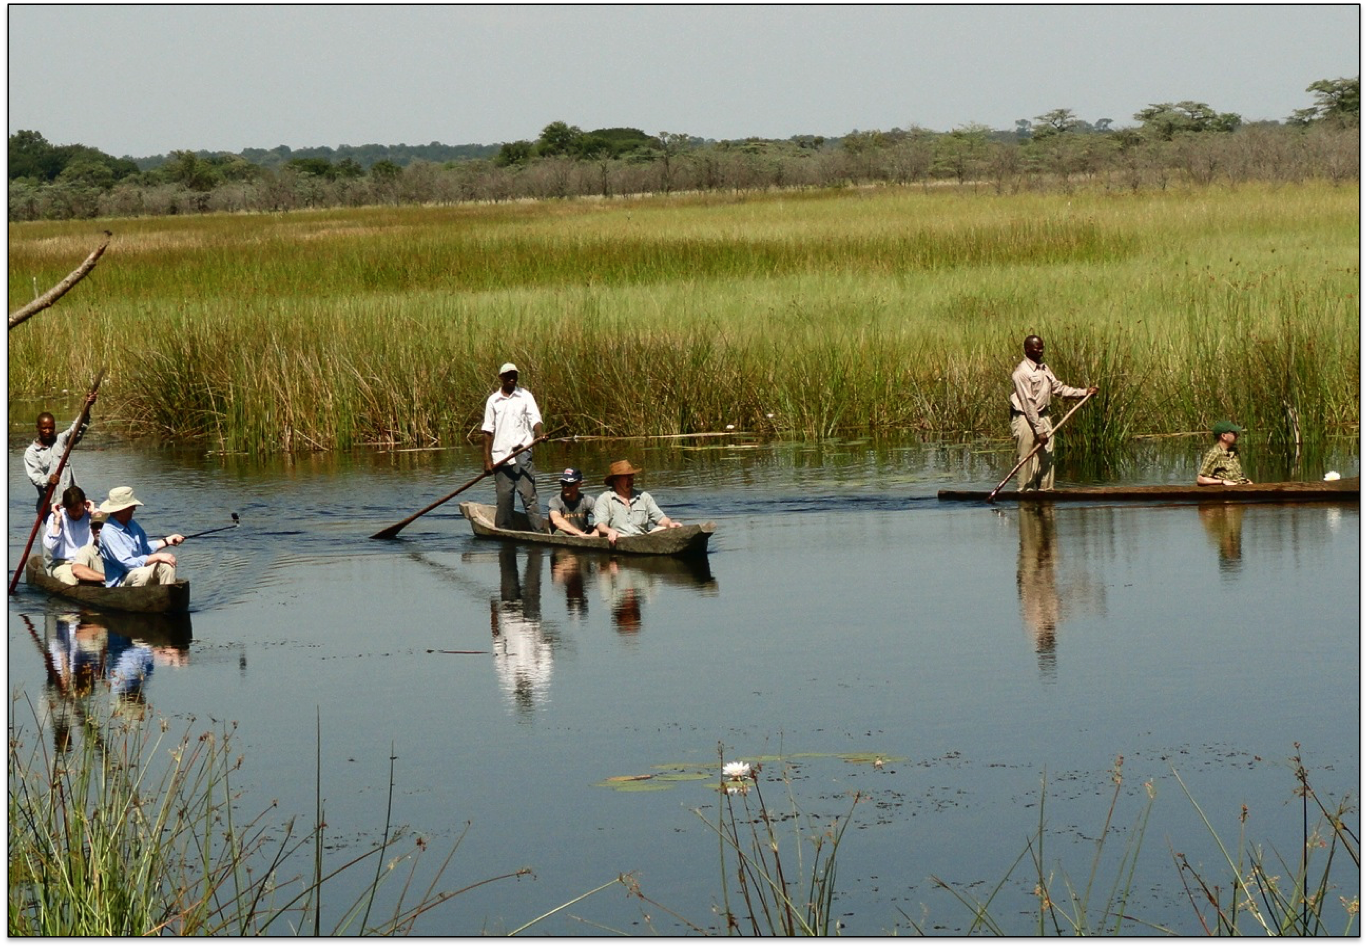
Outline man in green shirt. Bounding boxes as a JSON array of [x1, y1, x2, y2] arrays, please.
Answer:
[[1197, 421, 1252, 485]]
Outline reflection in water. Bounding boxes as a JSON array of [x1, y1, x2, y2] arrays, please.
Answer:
[[1197, 503, 1244, 574], [1016, 508, 1060, 679], [22, 611, 192, 750], [491, 546, 553, 716]]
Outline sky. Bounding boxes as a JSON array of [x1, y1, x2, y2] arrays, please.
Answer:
[[7, 4, 1361, 158]]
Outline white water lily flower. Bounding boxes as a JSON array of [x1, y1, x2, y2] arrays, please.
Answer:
[[722, 761, 752, 780], [1324, 471, 1341, 481]]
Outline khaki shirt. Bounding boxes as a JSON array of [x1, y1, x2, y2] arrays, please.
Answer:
[[1010, 358, 1088, 437], [1198, 444, 1247, 483]]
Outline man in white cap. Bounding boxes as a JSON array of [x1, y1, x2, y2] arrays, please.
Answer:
[[97, 486, 185, 587], [482, 363, 546, 531]]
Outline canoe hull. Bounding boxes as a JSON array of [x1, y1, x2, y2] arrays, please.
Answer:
[[459, 502, 714, 557], [24, 556, 191, 614], [938, 478, 1359, 504]]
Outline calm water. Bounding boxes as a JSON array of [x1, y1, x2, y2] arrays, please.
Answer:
[[7, 435, 1360, 935]]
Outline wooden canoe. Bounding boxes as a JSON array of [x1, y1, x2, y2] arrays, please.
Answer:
[[459, 502, 715, 557], [24, 556, 190, 614], [938, 478, 1359, 504]]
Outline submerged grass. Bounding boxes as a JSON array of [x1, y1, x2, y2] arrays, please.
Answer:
[[8, 182, 1357, 457]]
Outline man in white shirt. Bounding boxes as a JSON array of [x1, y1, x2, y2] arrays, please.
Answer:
[[481, 363, 547, 531], [42, 485, 106, 584]]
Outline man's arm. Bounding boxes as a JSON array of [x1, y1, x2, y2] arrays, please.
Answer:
[[22, 446, 47, 489]]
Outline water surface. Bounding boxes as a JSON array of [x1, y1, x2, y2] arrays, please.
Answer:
[[8, 436, 1359, 934]]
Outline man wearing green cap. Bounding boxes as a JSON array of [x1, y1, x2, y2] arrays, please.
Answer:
[[1197, 421, 1252, 485]]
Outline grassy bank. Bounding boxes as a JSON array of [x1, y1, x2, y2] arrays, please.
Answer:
[[8, 182, 1358, 456]]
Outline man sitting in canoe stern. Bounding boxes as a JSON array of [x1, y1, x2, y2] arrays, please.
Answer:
[[1010, 334, 1098, 491], [547, 468, 596, 537], [1197, 421, 1253, 486], [592, 460, 684, 547], [97, 486, 185, 587], [42, 485, 106, 584], [482, 362, 547, 532]]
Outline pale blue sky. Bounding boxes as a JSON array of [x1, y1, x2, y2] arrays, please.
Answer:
[[7, 4, 1361, 158]]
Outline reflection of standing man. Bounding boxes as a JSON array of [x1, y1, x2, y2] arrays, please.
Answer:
[[482, 362, 546, 531], [490, 546, 552, 714], [1009, 335, 1097, 491], [1016, 507, 1061, 678]]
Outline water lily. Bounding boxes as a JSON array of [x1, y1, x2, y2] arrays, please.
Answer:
[[722, 760, 752, 780], [1324, 471, 1341, 481]]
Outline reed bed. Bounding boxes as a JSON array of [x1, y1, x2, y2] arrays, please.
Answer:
[[8, 182, 1357, 457]]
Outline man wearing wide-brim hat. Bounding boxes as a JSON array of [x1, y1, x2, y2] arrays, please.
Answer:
[[592, 461, 683, 547], [96, 486, 185, 587], [1196, 421, 1253, 486]]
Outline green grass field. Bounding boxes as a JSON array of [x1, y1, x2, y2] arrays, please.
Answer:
[[8, 182, 1358, 456]]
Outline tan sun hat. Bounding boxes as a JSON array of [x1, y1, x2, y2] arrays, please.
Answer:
[[98, 486, 144, 514], [604, 460, 643, 485], [498, 362, 519, 375]]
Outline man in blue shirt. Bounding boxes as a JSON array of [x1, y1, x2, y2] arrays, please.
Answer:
[[97, 486, 185, 587]]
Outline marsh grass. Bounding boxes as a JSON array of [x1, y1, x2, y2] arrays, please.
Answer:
[[8, 183, 1357, 456], [932, 751, 1359, 936], [694, 746, 859, 936], [6, 696, 615, 936]]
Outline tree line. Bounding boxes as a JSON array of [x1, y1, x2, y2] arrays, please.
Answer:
[[8, 78, 1357, 222]]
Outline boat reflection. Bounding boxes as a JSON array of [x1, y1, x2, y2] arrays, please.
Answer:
[[552, 549, 718, 636], [21, 610, 193, 749], [1197, 503, 1244, 574]]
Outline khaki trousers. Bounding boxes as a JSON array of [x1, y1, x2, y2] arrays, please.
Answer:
[[121, 562, 177, 586], [1011, 414, 1055, 491], [50, 544, 104, 585]]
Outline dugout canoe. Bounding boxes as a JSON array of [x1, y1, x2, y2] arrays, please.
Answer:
[[459, 502, 715, 557], [937, 478, 1359, 504], [24, 556, 190, 614]]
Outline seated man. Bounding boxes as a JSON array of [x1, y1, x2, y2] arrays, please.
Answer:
[[547, 468, 596, 537], [592, 460, 684, 546], [1197, 421, 1253, 486], [97, 486, 185, 587], [42, 485, 105, 584]]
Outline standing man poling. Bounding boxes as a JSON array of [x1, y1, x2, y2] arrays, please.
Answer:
[[1009, 335, 1097, 492], [24, 391, 97, 514], [482, 362, 546, 532]]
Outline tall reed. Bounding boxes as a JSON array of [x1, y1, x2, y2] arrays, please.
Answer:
[[8, 183, 1357, 458]]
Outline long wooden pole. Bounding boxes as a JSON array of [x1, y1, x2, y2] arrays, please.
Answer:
[[370, 435, 550, 540], [10, 368, 106, 594], [8, 233, 111, 331], [986, 392, 1093, 504]]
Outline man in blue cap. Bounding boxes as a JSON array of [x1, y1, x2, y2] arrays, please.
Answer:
[[547, 467, 596, 537], [1197, 421, 1252, 485]]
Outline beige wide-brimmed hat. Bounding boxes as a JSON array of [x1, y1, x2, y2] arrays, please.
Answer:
[[98, 486, 144, 513], [604, 460, 643, 485]]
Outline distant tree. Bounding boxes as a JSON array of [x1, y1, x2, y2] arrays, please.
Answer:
[[536, 121, 585, 157], [164, 149, 221, 191], [654, 131, 692, 192], [1031, 108, 1086, 138], [1014, 119, 1032, 139], [370, 159, 402, 182], [1135, 101, 1241, 139], [494, 140, 534, 167], [1093, 117, 1113, 132], [1289, 77, 1359, 128]]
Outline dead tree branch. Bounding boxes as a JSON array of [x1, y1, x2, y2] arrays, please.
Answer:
[[8, 231, 112, 331]]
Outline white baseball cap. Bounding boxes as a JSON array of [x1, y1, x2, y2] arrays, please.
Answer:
[[499, 362, 518, 375]]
